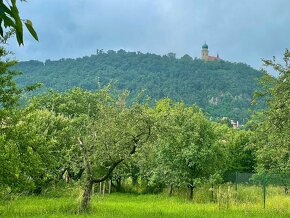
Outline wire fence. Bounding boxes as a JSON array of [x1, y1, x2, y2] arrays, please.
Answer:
[[222, 172, 290, 208]]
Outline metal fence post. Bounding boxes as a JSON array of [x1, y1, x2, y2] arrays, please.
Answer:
[[262, 174, 266, 209]]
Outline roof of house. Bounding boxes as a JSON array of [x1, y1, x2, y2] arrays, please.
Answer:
[[207, 55, 219, 60]]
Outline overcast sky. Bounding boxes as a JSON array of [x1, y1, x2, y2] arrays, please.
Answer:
[[7, 0, 290, 73]]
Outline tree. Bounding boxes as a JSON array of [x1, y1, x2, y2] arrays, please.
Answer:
[[77, 90, 153, 212], [0, 32, 40, 128], [214, 123, 255, 173], [28, 87, 154, 211], [0, 0, 38, 45], [0, 109, 72, 193], [144, 99, 227, 200], [0, 35, 22, 110], [251, 49, 290, 174], [0, 32, 41, 194]]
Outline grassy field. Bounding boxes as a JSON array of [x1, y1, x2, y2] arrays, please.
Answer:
[[0, 190, 289, 218]]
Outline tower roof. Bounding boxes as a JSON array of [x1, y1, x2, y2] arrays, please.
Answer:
[[202, 42, 208, 49]]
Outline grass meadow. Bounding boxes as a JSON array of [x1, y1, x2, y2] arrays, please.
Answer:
[[0, 184, 289, 218]]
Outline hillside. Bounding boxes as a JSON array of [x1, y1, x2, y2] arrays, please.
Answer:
[[14, 50, 264, 122]]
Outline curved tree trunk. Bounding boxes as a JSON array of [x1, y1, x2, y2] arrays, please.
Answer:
[[77, 128, 150, 212]]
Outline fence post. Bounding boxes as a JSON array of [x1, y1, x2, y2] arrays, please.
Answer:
[[262, 174, 266, 209], [108, 180, 112, 194], [235, 172, 238, 192], [211, 183, 214, 202], [226, 185, 231, 209], [103, 180, 106, 196], [217, 185, 221, 210]]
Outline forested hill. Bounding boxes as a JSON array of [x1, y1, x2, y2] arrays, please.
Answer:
[[14, 50, 264, 122]]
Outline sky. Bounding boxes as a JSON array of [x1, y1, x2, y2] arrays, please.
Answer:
[[7, 0, 290, 73]]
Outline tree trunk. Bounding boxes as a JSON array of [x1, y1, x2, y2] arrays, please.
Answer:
[[77, 137, 129, 212], [108, 180, 112, 194], [169, 184, 173, 196], [132, 175, 138, 186], [80, 178, 94, 212], [187, 182, 196, 200], [116, 177, 122, 192], [188, 184, 195, 200]]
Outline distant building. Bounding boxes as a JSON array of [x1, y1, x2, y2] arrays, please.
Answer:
[[230, 119, 239, 129], [201, 42, 220, 61]]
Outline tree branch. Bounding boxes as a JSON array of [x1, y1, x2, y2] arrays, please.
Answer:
[[78, 137, 93, 177], [92, 158, 124, 183], [91, 134, 144, 183]]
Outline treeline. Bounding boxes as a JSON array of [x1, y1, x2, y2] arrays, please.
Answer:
[[14, 49, 264, 122]]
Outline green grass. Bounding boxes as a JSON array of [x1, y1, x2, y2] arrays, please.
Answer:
[[0, 192, 289, 218]]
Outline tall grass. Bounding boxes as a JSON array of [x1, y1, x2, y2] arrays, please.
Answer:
[[0, 184, 289, 217]]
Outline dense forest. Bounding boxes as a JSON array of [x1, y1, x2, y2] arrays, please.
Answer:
[[14, 50, 264, 122]]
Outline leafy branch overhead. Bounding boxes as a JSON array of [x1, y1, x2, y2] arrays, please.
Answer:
[[0, 0, 38, 45]]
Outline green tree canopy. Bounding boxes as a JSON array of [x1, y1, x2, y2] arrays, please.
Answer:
[[251, 49, 290, 174]]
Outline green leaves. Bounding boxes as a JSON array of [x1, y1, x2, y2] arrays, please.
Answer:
[[10, 0, 23, 45], [0, 45, 41, 110], [0, 0, 38, 45], [1, 108, 73, 192], [251, 49, 290, 174], [25, 19, 38, 41], [141, 99, 226, 189]]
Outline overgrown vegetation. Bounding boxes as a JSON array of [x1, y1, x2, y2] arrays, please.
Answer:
[[0, 188, 289, 218]]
